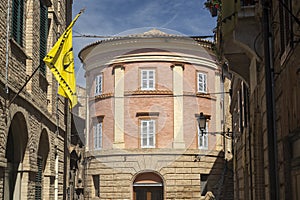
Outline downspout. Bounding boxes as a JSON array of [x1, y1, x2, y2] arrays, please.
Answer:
[[55, 96, 59, 200], [221, 72, 226, 157], [261, 0, 279, 199], [246, 87, 253, 200], [55, 153, 59, 200], [5, 0, 11, 94]]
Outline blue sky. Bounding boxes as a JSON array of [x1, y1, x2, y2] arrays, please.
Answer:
[[72, 0, 217, 86]]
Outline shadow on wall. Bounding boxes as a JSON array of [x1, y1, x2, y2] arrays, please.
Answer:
[[198, 151, 234, 200]]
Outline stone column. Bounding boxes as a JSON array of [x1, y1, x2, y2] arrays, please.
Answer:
[[113, 65, 125, 148], [172, 64, 185, 149]]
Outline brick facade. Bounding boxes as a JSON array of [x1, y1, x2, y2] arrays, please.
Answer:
[[0, 0, 72, 199], [80, 30, 233, 199]]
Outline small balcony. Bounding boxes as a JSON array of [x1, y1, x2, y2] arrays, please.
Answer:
[[218, 0, 260, 84]]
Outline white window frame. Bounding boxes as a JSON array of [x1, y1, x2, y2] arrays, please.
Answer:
[[95, 74, 103, 95], [140, 119, 155, 148], [93, 122, 102, 150], [197, 72, 207, 93], [198, 122, 208, 149], [141, 69, 155, 90]]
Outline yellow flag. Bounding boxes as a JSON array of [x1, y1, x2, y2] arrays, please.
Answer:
[[43, 12, 82, 108]]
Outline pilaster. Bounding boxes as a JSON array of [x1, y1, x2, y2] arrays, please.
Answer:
[[113, 65, 125, 149], [172, 64, 185, 149]]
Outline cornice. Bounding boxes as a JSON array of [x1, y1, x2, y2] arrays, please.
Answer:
[[86, 53, 218, 72]]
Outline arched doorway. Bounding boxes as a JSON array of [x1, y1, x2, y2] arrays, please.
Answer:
[[35, 130, 49, 199], [5, 112, 28, 200], [133, 172, 163, 200]]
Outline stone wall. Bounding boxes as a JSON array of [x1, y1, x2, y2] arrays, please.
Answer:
[[228, 1, 300, 199], [85, 150, 225, 200]]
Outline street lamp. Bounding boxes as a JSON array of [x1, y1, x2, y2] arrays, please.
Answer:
[[197, 112, 233, 138], [197, 112, 207, 136]]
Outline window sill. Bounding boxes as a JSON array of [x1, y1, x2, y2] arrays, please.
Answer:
[[93, 93, 113, 101], [196, 93, 216, 100], [126, 89, 173, 95], [198, 147, 208, 150], [10, 38, 29, 64], [141, 146, 155, 149]]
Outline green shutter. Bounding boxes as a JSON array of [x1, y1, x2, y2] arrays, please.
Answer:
[[35, 157, 43, 200], [11, 0, 24, 46], [39, 3, 48, 74]]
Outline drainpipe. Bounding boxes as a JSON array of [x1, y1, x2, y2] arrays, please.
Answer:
[[55, 96, 59, 200], [55, 154, 59, 200], [5, 0, 11, 94], [261, 0, 279, 199], [246, 86, 253, 200], [4, 0, 10, 100]]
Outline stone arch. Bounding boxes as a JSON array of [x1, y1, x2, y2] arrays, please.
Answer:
[[5, 111, 28, 200], [37, 129, 50, 172], [132, 171, 164, 200], [35, 128, 50, 199]]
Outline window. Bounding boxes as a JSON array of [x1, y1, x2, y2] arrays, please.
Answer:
[[198, 122, 208, 149], [93, 122, 102, 149], [92, 175, 100, 197], [39, 2, 48, 75], [141, 69, 155, 90], [95, 74, 103, 95], [279, 0, 293, 56], [140, 120, 155, 148], [11, 0, 24, 46], [197, 72, 207, 93]]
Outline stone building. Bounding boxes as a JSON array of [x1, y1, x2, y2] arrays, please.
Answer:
[[0, 0, 72, 199], [79, 29, 232, 199], [215, 0, 300, 199]]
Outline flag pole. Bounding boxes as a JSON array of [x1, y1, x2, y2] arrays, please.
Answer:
[[7, 64, 41, 108]]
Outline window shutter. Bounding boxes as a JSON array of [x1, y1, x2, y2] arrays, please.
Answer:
[[98, 123, 102, 149], [141, 70, 155, 90], [148, 120, 155, 146], [141, 121, 148, 146], [95, 75, 102, 95], [94, 122, 102, 149], [198, 73, 207, 93], [35, 157, 43, 199], [93, 125, 97, 149], [141, 120, 155, 148], [198, 123, 208, 149], [148, 70, 154, 89], [203, 74, 207, 92], [141, 71, 148, 89], [40, 3, 48, 74], [11, 0, 24, 46]]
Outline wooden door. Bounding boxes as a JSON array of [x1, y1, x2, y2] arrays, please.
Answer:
[[133, 186, 163, 200]]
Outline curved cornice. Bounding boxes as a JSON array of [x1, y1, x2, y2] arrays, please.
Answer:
[[86, 53, 218, 71], [80, 37, 216, 67]]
